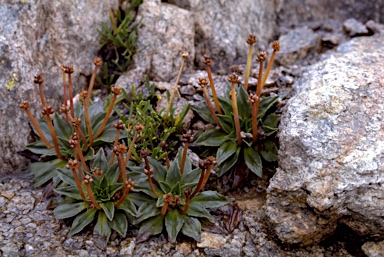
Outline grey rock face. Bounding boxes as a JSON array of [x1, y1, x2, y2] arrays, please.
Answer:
[[0, 0, 117, 175], [266, 35, 384, 245], [343, 18, 369, 36], [276, 27, 320, 66], [362, 240, 384, 257], [277, 0, 384, 26], [133, 0, 195, 82]]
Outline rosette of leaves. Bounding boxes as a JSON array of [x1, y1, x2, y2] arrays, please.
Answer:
[[192, 39, 281, 179], [53, 148, 141, 244], [132, 146, 228, 243], [193, 84, 279, 177], [21, 61, 126, 188]]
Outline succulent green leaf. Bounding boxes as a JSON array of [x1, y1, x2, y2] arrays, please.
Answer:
[[216, 141, 237, 165], [136, 215, 164, 243], [26, 141, 54, 155], [177, 147, 192, 175], [159, 181, 172, 193], [31, 120, 52, 143], [195, 129, 227, 146], [216, 114, 233, 134], [68, 208, 97, 237], [54, 186, 83, 200], [166, 155, 182, 187], [83, 147, 95, 161], [191, 103, 215, 124], [93, 126, 119, 145], [237, 86, 251, 119], [117, 194, 138, 217], [244, 146, 262, 178], [108, 210, 128, 237], [258, 95, 279, 120], [259, 140, 278, 162], [126, 192, 153, 206], [134, 181, 162, 198], [92, 149, 109, 174], [100, 202, 115, 221], [217, 146, 240, 177], [134, 202, 161, 225], [165, 209, 184, 243], [170, 182, 181, 196], [217, 95, 233, 116], [32, 159, 66, 187], [53, 202, 87, 219], [105, 163, 120, 185], [186, 202, 214, 223], [156, 195, 165, 207], [181, 216, 201, 242], [191, 191, 228, 208], [263, 113, 280, 135], [94, 211, 112, 241], [183, 168, 202, 185], [53, 113, 73, 140], [148, 157, 167, 182], [56, 168, 77, 187]]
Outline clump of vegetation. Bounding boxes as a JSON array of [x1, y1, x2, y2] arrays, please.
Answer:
[[20, 59, 125, 187], [133, 135, 228, 243], [193, 35, 281, 184], [97, 0, 142, 87]]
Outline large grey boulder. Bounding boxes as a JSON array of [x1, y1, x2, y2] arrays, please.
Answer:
[[266, 34, 384, 245], [117, 0, 276, 90], [0, 0, 117, 175], [277, 0, 384, 26]]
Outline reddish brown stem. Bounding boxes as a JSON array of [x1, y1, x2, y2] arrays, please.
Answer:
[[244, 44, 254, 91], [180, 142, 188, 175], [24, 109, 52, 149], [206, 65, 222, 115], [190, 169, 205, 199], [45, 114, 64, 160], [202, 86, 222, 129], [75, 145, 88, 172], [117, 153, 127, 186], [93, 94, 117, 139], [231, 83, 242, 145], [124, 131, 139, 166], [261, 51, 276, 90], [161, 202, 169, 216], [71, 168, 86, 201], [85, 184, 101, 210], [179, 195, 190, 215], [109, 130, 120, 166], [68, 73, 74, 118], [114, 186, 129, 208]]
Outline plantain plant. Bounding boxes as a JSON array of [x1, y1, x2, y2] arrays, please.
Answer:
[[132, 133, 228, 243], [20, 59, 126, 187], [193, 36, 281, 179]]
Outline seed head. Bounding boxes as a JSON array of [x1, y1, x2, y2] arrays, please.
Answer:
[[114, 144, 127, 154], [163, 193, 173, 203], [62, 65, 74, 74], [66, 159, 78, 170], [20, 101, 30, 110], [111, 86, 122, 95], [68, 133, 79, 148], [271, 41, 281, 52], [144, 168, 154, 176], [246, 34, 258, 45], [256, 51, 268, 62], [197, 77, 209, 88], [71, 117, 81, 127], [227, 73, 240, 84], [184, 188, 192, 197], [34, 74, 44, 84], [79, 90, 88, 100], [114, 120, 125, 130], [140, 149, 150, 159], [134, 123, 144, 132], [59, 104, 70, 114], [203, 55, 212, 66], [93, 57, 102, 66], [181, 52, 189, 59], [159, 141, 168, 149], [92, 167, 103, 177], [42, 106, 54, 116], [125, 179, 135, 191], [204, 156, 217, 166], [181, 130, 193, 143], [83, 175, 93, 184]]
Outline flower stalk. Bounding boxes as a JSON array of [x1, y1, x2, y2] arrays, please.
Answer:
[[93, 86, 122, 139], [203, 55, 222, 114], [190, 157, 216, 199], [261, 41, 280, 90], [160, 141, 170, 169], [83, 175, 101, 210], [115, 179, 134, 208], [34, 75, 47, 109], [20, 101, 52, 149], [227, 73, 242, 145], [180, 131, 193, 175], [110, 120, 124, 165], [124, 123, 144, 166], [244, 34, 258, 91], [66, 159, 86, 201], [68, 133, 88, 172], [165, 52, 188, 118], [198, 78, 222, 129], [42, 106, 64, 160], [114, 144, 128, 187], [62, 66, 75, 117], [141, 150, 159, 198], [179, 188, 192, 215]]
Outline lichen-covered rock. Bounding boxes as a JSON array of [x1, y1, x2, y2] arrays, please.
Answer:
[[266, 35, 384, 245], [0, 0, 117, 175], [362, 240, 384, 257], [343, 18, 369, 36]]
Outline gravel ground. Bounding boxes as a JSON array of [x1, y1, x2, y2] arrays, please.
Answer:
[[0, 177, 357, 257]]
